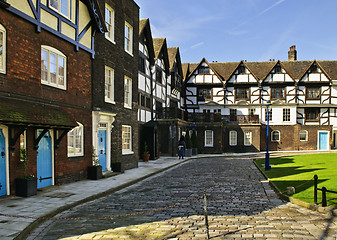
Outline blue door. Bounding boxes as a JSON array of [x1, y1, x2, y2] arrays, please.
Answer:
[[37, 130, 52, 189], [319, 132, 329, 150], [0, 129, 7, 196], [98, 130, 107, 171]]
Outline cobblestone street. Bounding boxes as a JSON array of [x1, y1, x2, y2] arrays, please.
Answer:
[[27, 157, 337, 240]]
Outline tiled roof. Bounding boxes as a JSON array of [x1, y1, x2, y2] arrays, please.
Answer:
[[281, 61, 312, 80], [209, 62, 240, 81], [245, 61, 277, 81], [139, 18, 148, 35], [181, 63, 190, 80], [316, 61, 337, 80], [153, 38, 166, 59], [167, 47, 178, 69], [0, 98, 76, 128]]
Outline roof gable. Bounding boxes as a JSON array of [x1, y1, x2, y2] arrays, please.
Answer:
[[187, 58, 224, 84], [139, 18, 155, 65], [245, 61, 277, 81], [167, 47, 183, 76], [153, 38, 170, 74]]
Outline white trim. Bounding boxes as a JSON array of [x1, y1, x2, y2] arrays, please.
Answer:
[[49, 0, 71, 19], [0, 24, 6, 74], [104, 3, 115, 44], [317, 130, 330, 150], [271, 130, 280, 142], [229, 130, 237, 146], [41, 45, 67, 90], [124, 76, 132, 109], [299, 130, 308, 141], [122, 125, 132, 154], [204, 130, 214, 147], [244, 131, 252, 146], [105, 66, 115, 103], [124, 21, 133, 55], [0, 125, 10, 195], [67, 122, 84, 157]]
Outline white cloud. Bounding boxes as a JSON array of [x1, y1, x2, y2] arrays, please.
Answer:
[[191, 42, 204, 49]]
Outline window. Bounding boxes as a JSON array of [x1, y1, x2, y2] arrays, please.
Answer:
[[19, 131, 26, 162], [265, 108, 272, 122], [105, 66, 114, 103], [146, 97, 151, 108], [198, 88, 212, 100], [229, 131, 237, 146], [283, 108, 291, 122], [235, 88, 249, 99], [249, 109, 255, 115], [41, 46, 66, 90], [156, 69, 162, 83], [306, 87, 320, 99], [308, 64, 318, 73], [50, 0, 71, 18], [238, 65, 245, 74], [155, 101, 163, 119], [271, 88, 284, 99], [230, 109, 237, 121], [204, 130, 214, 147], [199, 66, 209, 74], [274, 65, 282, 73], [124, 21, 133, 55], [271, 130, 280, 142], [122, 125, 132, 154], [0, 24, 6, 74], [139, 57, 145, 74], [124, 76, 132, 108], [244, 131, 252, 146], [305, 108, 319, 121], [299, 130, 308, 141], [68, 123, 84, 157], [139, 94, 145, 107], [105, 4, 115, 42]]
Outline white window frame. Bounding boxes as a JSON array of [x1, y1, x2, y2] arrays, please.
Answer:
[[124, 76, 132, 109], [124, 21, 133, 55], [271, 130, 280, 142], [105, 4, 115, 43], [19, 131, 27, 162], [283, 108, 291, 122], [122, 125, 133, 155], [204, 130, 214, 147], [299, 130, 308, 141], [49, 0, 71, 19], [244, 131, 252, 146], [41, 46, 67, 90], [229, 130, 237, 146], [105, 66, 115, 103], [67, 122, 84, 157], [0, 24, 6, 74]]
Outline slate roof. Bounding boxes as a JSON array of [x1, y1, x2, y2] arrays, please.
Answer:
[[0, 98, 76, 128]]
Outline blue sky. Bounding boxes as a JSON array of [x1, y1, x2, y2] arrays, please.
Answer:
[[136, 0, 337, 63]]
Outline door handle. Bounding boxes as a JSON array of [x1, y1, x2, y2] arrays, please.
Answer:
[[100, 150, 104, 154]]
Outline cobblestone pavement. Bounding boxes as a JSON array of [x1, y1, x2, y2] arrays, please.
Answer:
[[27, 157, 337, 240]]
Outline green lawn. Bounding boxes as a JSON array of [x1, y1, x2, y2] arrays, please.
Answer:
[[255, 153, 337, 207]]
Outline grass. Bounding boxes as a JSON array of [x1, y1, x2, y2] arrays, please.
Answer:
[[255, 153, 337, 207]]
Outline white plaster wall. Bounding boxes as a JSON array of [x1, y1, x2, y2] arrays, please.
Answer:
[[321, 74, 329, 82], [273, 74, 284, 82], [138, 74, 146, 91], [196, 75, 204, 83], [285, 74, 293, 82], [308, 74, 320, 81], [186, 87, 197, 96], [237, 75, 248, 83], [204, 75, 213, 83], [188, 75, 195, 83], [332, 87, 337, 104]]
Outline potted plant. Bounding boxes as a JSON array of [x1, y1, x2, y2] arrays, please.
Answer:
[[185, 131, 193, 157], [191, 131, 198, 155], [87, 147, 102, 180], [143, 142, 150, 162], [111, 146, 124, 173], [15, 148, 37, 197]]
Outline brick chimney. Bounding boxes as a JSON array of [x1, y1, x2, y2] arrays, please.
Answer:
[[288, 45, 297, 61]]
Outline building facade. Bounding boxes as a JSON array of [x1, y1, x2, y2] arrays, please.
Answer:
[[0, 0, 105, 196]]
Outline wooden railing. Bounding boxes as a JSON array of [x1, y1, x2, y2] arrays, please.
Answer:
[[314, 175, 337, 207], [187, 113, 260, 124]]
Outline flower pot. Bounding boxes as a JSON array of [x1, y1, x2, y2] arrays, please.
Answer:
[[112, 162, 124, 173], [87, 165, 103, 180], [143, 153, 150, 162], [15, 178, 37, 197]]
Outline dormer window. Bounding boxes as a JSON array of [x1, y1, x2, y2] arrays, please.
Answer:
[[309, 64, 318, 73], [238, 65, 245, 74], [274, 64, 282, 73], [198, 66, 209, 74]]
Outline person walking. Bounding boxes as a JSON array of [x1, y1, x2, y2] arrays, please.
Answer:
[[178, 136, 186, 159]]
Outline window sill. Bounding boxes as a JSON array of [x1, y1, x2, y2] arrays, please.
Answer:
[[105, 99, 116, 104], [124, 105, 132, 110], [125, 50, 134, 57], [105, 37, 116, 45], [68, 154, 84, 158], [42, 82, 67, 91], [204, 145, 214, 147], [122, 150, 134, 155]]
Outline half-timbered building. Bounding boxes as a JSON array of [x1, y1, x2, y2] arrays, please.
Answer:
[[183, 46, 336, 153], [0, 0, 105, 196]]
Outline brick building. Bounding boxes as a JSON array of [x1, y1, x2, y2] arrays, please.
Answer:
[[92, 0, 139, 172], [0, 0, 105, 196]]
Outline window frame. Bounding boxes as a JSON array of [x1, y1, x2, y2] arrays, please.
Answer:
[[229, 130, 237, 146], [283, 108, 291, 122], [124, 76, 132, 109], [0, 24, 6, 74], [198, 88, 212, 101], [305, 108, 319, 121], [271, 130, 280, 142], [124, 21, 133, 55], [139, 56, 146, 74], [49, 0, 71, 19], [67, 122, 84, 157], [104, 66, 115, 104], [271, 87, 285, 99], [299, 130, 308, 141], [105, 4, 115, 43], [235, 88, 249, 100], [41, 45, 67, 90], [122, 125, 133, 154], [198, 66, 210, 74], [306, 87, 320, 100], [204, 130, 214, 147], [244, 131, 252, 146], [265, 108, 273, 122]]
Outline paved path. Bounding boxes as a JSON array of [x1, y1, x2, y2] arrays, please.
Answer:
[[25, 156, 337, 240]]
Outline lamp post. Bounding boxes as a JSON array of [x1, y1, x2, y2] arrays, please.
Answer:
[[265, 100, 271, 171]]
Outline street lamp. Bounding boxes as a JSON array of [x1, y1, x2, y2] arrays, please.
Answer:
[[265, 100, 271, 171]]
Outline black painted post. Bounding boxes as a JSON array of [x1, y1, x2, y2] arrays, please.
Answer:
[[322, 187, 327, 207], [203, 191, 210, 239], [314, 175, 318, 204]]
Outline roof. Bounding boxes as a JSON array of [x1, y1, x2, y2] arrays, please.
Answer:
[[82, 0, 107, 33], [0, 98, 77, 128], [139, 18, 155, 65], [153, 38, 166, 59], [184, 58, 337, 82], [167, 47, 178, 69]]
